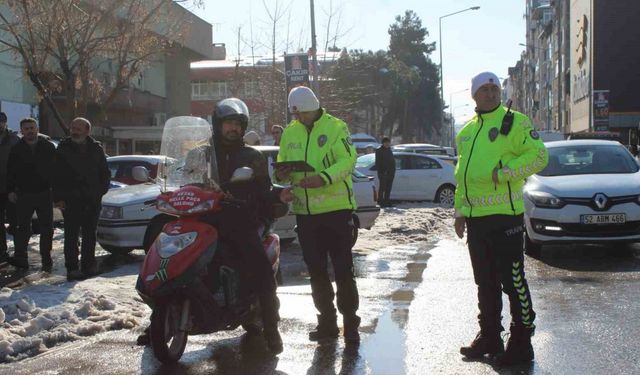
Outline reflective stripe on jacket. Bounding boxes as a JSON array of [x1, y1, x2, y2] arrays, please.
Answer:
[[454, 105, 548, 218], [276, 109, 357, 215]]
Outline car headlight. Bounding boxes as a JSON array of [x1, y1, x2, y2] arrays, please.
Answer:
[[100, 205, 123, 219], [525, 191, 565, 208], [157, 232, 198, 258]]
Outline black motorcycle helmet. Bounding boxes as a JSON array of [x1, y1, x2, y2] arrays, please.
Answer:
[[212, 98, 250, 135]]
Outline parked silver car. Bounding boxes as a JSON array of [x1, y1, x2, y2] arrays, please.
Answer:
[[523, 140, 640, 254]]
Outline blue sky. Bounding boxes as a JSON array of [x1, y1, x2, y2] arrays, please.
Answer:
[[192, 0, 526, 124]]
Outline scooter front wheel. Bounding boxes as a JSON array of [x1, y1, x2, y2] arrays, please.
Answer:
[[150, 300, 189, 363]]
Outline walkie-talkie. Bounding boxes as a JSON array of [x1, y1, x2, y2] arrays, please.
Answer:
[[500, 99, 514, 136]]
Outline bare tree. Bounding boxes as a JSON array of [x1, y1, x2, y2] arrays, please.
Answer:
[[0, 0, 198, 134]]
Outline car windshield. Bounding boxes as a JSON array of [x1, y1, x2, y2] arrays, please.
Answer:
[[356, 154, 375, 168], [538, 144, 639, 176]]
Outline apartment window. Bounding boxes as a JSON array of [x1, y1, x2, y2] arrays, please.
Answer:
[[209, 81, 228, 98], [192, 80, 208, 99], [191, 80, 228, 100], [243, 81, 260, 98]]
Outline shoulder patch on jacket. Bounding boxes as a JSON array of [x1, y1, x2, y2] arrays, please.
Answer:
[[529, 130, 540, 140]]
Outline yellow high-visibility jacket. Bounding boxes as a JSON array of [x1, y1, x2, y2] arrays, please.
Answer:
[[454, 105, 548, 218], [276, 110, 357, 215]]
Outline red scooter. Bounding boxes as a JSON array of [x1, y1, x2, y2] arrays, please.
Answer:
[[135, 170, 281, 363]]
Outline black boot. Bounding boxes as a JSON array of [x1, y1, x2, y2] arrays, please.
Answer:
[[309, 314, 339, 341], [7, 256, 28, 269], [136, 326, 150, 346], [460, 331, 504, 359], [263, 323, 283, 354], [343, 315, 361, 345], [495, 325, 534, 366]]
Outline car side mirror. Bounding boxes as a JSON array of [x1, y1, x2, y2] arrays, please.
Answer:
[[132, 166, 150, 182], [230, 167, 254, 183]]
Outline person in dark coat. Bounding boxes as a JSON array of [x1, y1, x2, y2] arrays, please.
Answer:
[[53, 117, 110, 281], [6, 118, 57, 271], [0, 112, 20, 263], [375, 137, 396, 207]]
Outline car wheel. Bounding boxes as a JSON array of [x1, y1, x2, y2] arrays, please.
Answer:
[[101, 245, 134, 255], [143, 214, 176, 254], [435, 184, 455, 207], [524, 232, 542, 257]]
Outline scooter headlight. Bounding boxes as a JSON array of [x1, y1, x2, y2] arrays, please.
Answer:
[[157, 232, 198, 258], [186, 199, 215, 214]]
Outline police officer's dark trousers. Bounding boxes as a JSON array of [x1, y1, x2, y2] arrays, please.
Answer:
[[296, 209, 359, 318], [14, 191, 53, 266], [466, 214, 535, 335], [63, 200, 101, 272]]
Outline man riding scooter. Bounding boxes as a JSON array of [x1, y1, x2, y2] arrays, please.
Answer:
[[138, 98, 292, 355]]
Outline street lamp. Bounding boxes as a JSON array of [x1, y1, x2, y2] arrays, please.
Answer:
[[439, 6, 480, 146], [449, 89, 469, 146]]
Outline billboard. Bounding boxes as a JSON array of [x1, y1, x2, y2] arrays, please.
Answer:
[[593, 90, 610, 131]]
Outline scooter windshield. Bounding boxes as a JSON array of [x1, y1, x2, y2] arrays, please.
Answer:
[[159, 116, 214, 189]]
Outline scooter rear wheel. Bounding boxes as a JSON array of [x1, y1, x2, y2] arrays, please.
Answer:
[[150, 301, 189, 363]]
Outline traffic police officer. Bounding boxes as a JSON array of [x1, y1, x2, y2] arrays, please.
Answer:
[[454, 72, 548, 365], [275, 86, 361, 344]]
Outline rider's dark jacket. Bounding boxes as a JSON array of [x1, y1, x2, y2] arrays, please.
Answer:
[[209, 133, 283, 232]]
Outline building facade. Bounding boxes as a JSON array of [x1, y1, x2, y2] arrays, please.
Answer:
[[0, 2, 212, 156], [508, 0, 640, 146]]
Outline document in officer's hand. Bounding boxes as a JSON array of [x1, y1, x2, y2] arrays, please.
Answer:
[[272, 161, 315, 172]]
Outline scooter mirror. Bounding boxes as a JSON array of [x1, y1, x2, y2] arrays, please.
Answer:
[[132, 166, 150, 182], [230, 167, 254, 183]]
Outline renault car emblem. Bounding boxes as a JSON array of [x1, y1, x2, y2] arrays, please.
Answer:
[[593, 193, 607, 210]]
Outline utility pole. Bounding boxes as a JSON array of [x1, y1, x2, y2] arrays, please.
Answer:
[[309, 0, 320, 95]]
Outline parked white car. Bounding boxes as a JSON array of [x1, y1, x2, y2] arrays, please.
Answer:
[[351, 133, 380, 154], [523, 140, 640, 254], [392, 143, 453, 156], [97, 147, 381, 254], [356, 152, 456, 205]]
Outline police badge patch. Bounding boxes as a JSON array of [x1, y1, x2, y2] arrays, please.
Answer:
[[318, 134, 328, 147], [529, 130, 540, 140], [489, 127, 499, 142]]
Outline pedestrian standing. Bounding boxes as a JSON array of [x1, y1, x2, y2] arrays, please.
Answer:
[[53, 118, 110, 281], [271, 124, 284, 146], [0, 112, 20, 263], [454, 72, 548, 365], [375, 137, 396, 207], [275, 86, 361, 345], [5, 118, 56, 271]]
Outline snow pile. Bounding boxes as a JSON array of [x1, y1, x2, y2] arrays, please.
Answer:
[[0, 264, 148, 363], [356, 202, 454, 251]]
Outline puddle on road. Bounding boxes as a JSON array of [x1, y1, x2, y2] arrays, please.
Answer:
[[361, 308, 407, 374], [360, 243, 432, 373]]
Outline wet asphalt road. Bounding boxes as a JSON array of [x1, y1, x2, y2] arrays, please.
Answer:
[[2, 234, 640, 374]]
